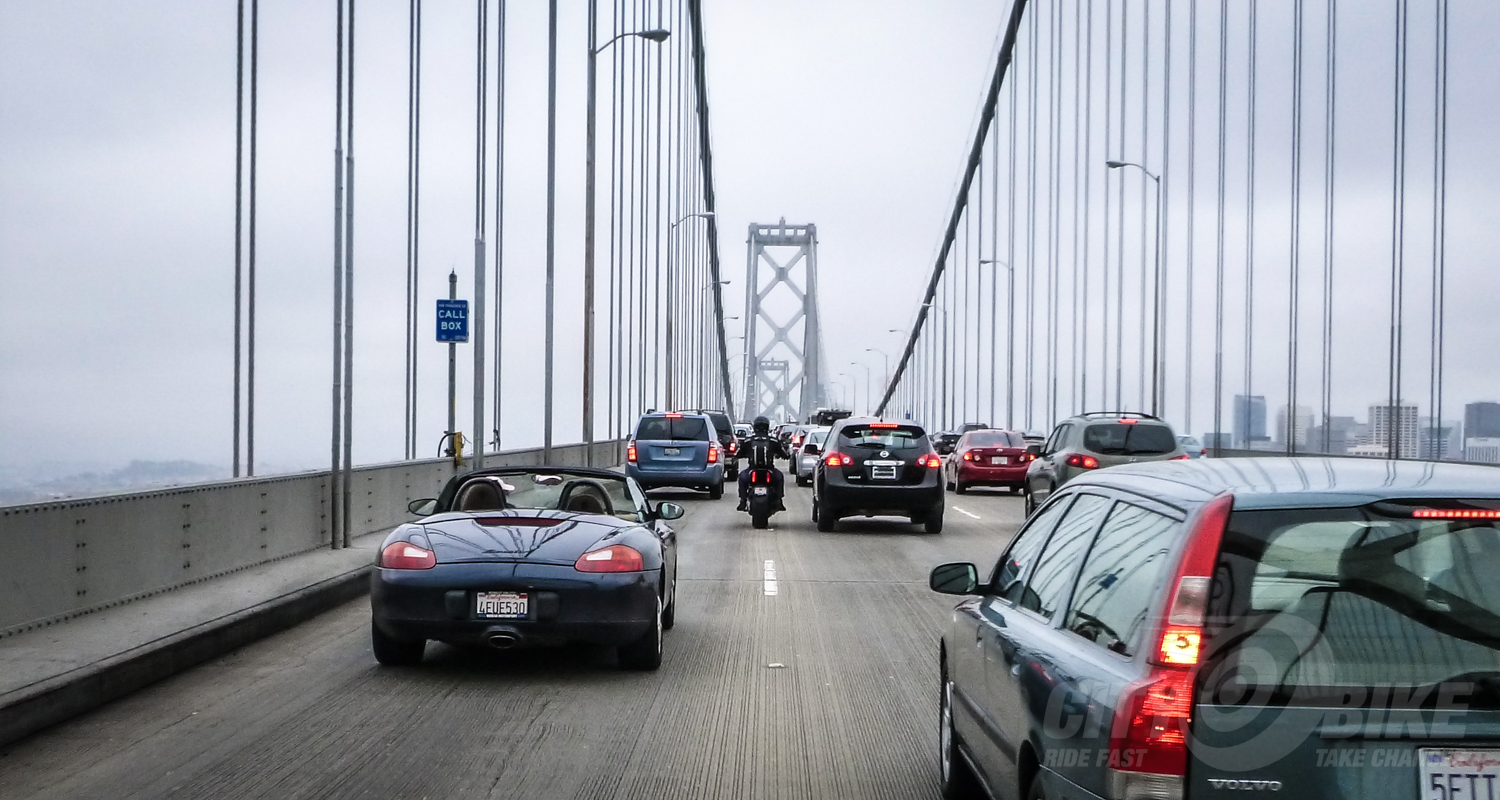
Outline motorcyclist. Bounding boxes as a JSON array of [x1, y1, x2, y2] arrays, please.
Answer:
[[737, 415, 788, 512]]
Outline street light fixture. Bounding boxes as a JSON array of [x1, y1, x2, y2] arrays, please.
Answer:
[[1106, 159, 1164, 416], [664, 210, 712, 408], [583, 21, 669, 463]]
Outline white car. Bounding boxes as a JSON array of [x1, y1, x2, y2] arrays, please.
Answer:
[[791, 427, 831, 486]]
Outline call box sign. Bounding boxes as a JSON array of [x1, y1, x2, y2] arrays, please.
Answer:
[[436, 299, 469, 343]]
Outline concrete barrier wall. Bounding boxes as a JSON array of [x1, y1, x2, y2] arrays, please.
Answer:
[[0, 439, 624, 636]]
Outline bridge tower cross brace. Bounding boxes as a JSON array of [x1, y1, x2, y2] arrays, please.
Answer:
[[742, 221, 825, 422]]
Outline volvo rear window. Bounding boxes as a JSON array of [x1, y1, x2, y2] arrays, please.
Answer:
[[838, 424, 924, 449], [1204, 503, 1500, 701], [1081, 423, 1176, 455], [634, 416, 709, 441]]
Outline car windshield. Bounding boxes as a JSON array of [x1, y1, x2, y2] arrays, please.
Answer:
[[635, 416, 709, 441], [1081, 422, 1176, 455], [1205, 503, 1500, 702], [967, 431, 1022, 447], [452, 471, 647, 522], [809, 430, 829, 446], [839, 424, 924, 449]]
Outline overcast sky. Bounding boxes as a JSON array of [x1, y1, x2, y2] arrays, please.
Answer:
[[2, 0, 1497, 475]]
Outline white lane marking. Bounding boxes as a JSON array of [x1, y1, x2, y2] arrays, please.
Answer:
[[763, 559, 778, 596], [952, 506, 982, 520]]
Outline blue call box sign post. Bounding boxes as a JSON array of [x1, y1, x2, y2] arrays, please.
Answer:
[[436, 299, 469, 343]]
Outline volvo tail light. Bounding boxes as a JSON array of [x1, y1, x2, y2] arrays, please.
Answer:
[[380, 541, 436, 570], [627, 442, 638, 462], [707, 445, 720, 464], [574, 544, 645, 573], [824, 452, 853, 467], [1107, 492, 1233, 792], [1065, 453, 1100, 469]]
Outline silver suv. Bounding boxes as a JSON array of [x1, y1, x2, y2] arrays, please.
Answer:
[[1022, 412, 1185, 514]]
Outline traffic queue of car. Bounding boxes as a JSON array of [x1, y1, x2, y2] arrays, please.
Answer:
[[371, 405, 1500, 800]]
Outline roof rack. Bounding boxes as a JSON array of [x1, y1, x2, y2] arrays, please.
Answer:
[[1075, 411, 1161, 421]]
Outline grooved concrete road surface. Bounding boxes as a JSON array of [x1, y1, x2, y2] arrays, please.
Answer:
[[0, 482, 1025, 800]]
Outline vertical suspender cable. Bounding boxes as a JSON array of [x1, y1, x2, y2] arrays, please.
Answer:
[[1008, 61, 1018, 429], [248, 0, 259, 476], [1102, 0, 1113, 411], [330, 0, 345, 547], [411, 0, 423, 458], [543, 0, 557, 458], [1185, 0, 1198, 435], [1242, 0, 1257, 451], [403, 0, 415, 460], [1026, 5, 1038, 429], [652, 3, 665, 408], [1081, 0, 1094, 412], [1429, 0, 1447, 458], [1387, 0, 1409, 458], [341, 0, 356, 547], [1047, 0, 1061, 426], [493, 0, 505, 451], [1070, 0, 1082, 417], [1286, 0, 1305, 453], [1212, 0, 1229, 456], [1159, 0, 1172, 422], [1139, 0, 1150, 410], [1320, 0, 1337, 453], [233, 0, 244, 477], [1114, 0, 1127, 411], [686, 0, 735, 413]]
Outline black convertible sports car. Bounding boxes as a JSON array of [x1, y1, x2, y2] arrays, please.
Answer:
[[370, 466, 684, 671]]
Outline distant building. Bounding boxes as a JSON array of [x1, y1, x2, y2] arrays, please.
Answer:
[[1348, 444, 1389, 458], [1466, 438, 1500, 465], [1234, 395, 1267, 449], [1368, 402, 1419, 458], [1418, 416, 1461, 461], [1306, 415, 1360, 455], [1275, 405, 1314, 449], [1465, 403, 1500, 457], [1202, 432, 1232, 451]]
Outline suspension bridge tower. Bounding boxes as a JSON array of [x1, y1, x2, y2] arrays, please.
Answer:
[[742, 220, 827, 422]]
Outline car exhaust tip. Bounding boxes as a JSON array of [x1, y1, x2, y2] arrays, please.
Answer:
[[483, 627, 522, 650]]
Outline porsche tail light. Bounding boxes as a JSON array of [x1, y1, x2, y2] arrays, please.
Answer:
[[380, 541, 436, 570], [627, 442, 638, 462], [1107, 493, 1233, 791], [1065, 453, 1100, 469], [916, 453, 943, 468], [824, 451, 853, 467], [707, 445, 720, 464], [574, 544, 645, 573]]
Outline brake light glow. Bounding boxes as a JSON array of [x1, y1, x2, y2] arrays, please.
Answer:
[[665, 413, 682, 418], [1106, 492, 1233, 786], [870, 423, 899, 429], [1169, 454, 1191, 461], [824, 452, 853, 467], [1119, 418, 1138, 425], [793, 435, 803, 447], [573, 545, 645, 573], [917, 453, 943, 468], [1065, 453, 1100, 469], [727, 440, 738, 455], [962, 450, 974, 461], [380, 541, 436, 570], [627, 442, 638, 463], [707, 445, 720, 464], [1413, 508, 1500, 519]]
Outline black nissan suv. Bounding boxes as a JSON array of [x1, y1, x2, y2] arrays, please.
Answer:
[[811, 417, 946, 533]]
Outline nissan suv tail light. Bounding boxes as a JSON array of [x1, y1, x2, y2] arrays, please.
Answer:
[[824, 452, 853, 467], [1107, 492, 1233, 794], [916, 453, 943, 468]]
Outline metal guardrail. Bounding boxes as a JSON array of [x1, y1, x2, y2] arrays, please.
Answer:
[[0, 440, 624, 637]]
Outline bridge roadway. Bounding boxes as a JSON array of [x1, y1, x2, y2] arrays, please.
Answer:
[[0, 482, 1025, 800]]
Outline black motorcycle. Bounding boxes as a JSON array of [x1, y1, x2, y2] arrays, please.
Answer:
[[744, 467, 780, 529]]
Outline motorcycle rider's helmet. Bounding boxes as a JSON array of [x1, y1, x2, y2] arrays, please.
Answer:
[[752, 415, 771, 435]]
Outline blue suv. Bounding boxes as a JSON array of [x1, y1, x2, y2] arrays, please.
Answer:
[[931, 457, 1500, 800], [626, 412, 725, 499]]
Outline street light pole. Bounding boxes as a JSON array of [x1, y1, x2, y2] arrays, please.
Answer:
[[850, 361, 872, 417], [584, 15, 668, 464], [1106, 160, 1164, 416]]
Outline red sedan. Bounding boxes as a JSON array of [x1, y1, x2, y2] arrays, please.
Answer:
[[943, 429, 1031, 494]]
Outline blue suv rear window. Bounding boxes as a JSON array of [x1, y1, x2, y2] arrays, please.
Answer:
[[635, 416, 709, 441]]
